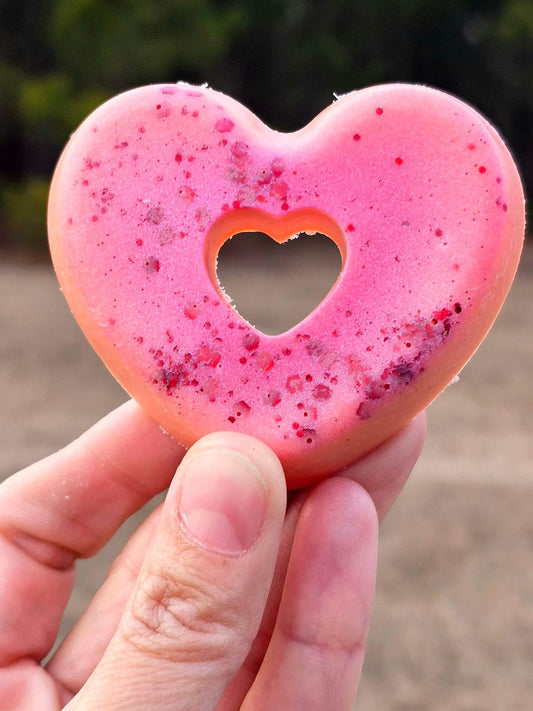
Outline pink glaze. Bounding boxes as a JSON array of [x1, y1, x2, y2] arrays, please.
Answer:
[[48, 83, 525, 486]]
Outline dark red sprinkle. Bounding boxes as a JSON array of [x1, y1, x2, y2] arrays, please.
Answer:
[[312, 384, 331, 400], [215, 118, 235, 133], [353, 133, 361, 141], [143, 256, 160, 273], [286, 375, 303, 393], [243, 333, 260, 350], [256, 352, 274, 371], [376, 107, 384, 115], [264, 389, 281, 406]]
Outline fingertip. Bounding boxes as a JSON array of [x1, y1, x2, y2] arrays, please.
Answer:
[[182, 431, 287, 508], [340, 411, 427, 521], [302, 476, 379, 551]]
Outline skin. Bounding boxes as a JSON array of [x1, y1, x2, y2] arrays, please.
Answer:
[[0, 400, 425, 710]]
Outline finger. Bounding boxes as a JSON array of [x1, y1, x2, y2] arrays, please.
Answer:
[[0, 400, 184, 664], [342, 411, 426, 521], [69, 432, 287, 711], [50, 415, 424, 700], [47, 505, 162, 696], [242, 477, 378, 710], [217, 415, 425, 708]]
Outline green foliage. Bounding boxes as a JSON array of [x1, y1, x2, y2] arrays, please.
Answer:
[[0, 0, 531, 251], [50, 0, 244, 88], [18, 74, 109, 144], [1, 179, 50, 250]]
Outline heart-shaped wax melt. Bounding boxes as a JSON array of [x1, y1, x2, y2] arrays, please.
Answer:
[[48, 83, 524, 486]]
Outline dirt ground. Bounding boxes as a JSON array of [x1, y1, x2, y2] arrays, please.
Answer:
[[1, 238, 532, 710]]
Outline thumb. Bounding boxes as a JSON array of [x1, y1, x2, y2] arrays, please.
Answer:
[[69, 432, 287, 711]]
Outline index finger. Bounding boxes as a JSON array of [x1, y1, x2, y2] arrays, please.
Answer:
[[0, 400, 185, 664]]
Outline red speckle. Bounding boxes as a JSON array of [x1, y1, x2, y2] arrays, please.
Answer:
[[235, 400, 251, 415], [159, 227, 177, 245], [503, 204, 508, 212], [306, 340, 323, 357], [281, 202, 289, 211], [256, 194, 266, 203], [156, 102, 171, 118], [353, 133, 361, 141], [145, 206, 165, 224], [312, 384, 331, 400], [231, 141, 248, 160], [376, 107, 384, 115], [395, 157, 403, 165], [255, 351, 274, 371], [143, 256, 160, 273], [305, 374, 313, 382], [286, 375, 303, 393], [196, 345, 221, 367], [232, 200, 241, 209], [257, 168, 272, 185], [239, 356, 247, 365], [136, 336, 144, 344], [271, 157, 285, 176], [192, 110, 199, 118], [228, 416, 236, 423], [175, 153, 183, 163], [243, 332, 260, 351], [435, 228, 443, 237], [496, 177, 502, 184], [468, 143, 476, 150], [91, 215, 99, 222], [178, 185, 196, 203], [347, 224, 355, 232], [215, 118, 234, 133], [292, 422, 299, 430], [432, 307, 452, 322], [357, 401, 373, 420], [184, 302, 202, 319], [204, 378, 219, 402], [82, 179, 89, 186], [264, 389, 281, 406], [479, 166, 486, 174]]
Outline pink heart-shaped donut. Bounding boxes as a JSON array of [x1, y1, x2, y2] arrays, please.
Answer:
[[48, 83, 524, 486]]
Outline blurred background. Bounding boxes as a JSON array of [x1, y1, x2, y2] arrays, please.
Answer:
[[0, 2, 532, 710], [0, 0, 532, 248]]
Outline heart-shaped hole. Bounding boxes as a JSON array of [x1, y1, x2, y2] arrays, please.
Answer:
[[216, 230, 343, 335]]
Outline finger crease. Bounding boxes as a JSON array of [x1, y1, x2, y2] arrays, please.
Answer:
[[3, 529, 77, 571]]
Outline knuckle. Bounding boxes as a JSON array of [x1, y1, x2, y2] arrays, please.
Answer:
[[121, 562, 246, 664]]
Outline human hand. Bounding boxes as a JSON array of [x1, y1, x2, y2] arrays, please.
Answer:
[[0, 401, 425, 710]]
